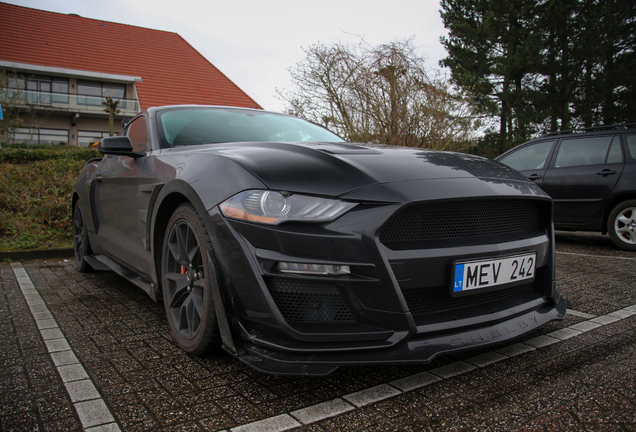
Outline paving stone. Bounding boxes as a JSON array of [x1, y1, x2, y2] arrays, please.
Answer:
[[524, 335, 560, 348], [65, 379, 102, 402], [342, 384, 402, 408], [569, 321, 603, 332], [290, 398, 354, 424], [429, 361, 477, 379], [390, 371, 441, 392], [75, 399, 117, 428], [465, 351, 509, 367], [50, 350, 80, 367], [58, 363, 90, 383], [231, 413, 301, 432], [494, 342, 536, 357], [590, 314, 622, 325]]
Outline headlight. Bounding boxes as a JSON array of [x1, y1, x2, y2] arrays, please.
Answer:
[[220, 190, 356, 225]]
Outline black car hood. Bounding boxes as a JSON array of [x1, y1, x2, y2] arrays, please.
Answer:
[[191, 141, 530, 197]]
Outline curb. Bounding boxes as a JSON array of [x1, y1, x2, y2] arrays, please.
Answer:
[[0, 248, 74, 262]]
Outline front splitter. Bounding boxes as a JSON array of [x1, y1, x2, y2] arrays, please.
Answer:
[[227, 298, 568, 376]]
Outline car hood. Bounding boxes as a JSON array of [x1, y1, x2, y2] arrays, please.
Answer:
[[191, 141, 530, 197]]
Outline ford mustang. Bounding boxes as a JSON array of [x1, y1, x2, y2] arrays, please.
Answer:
[[72, 105, 567, 376]]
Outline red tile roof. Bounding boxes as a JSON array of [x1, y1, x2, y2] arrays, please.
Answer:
[[0, 2, 261, 110]]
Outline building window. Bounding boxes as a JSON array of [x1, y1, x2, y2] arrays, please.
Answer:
[[7, 76, 69, 105], [78, 81, 126, 106], [13, 128, 68, 145], [51, 80, 69, 104], [78, 130, 110, 148]]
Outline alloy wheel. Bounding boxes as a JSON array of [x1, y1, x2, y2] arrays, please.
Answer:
[[614, 206, 636, 245], [73, 205, 85, 262], [164, 220, 206, 340]]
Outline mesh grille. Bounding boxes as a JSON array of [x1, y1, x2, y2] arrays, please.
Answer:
[[402, 284, 532, 317], [267, 278, 355, 323], [380, 200, 542, 246]]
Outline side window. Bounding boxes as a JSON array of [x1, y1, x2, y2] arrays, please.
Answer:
[[554, 136, 615, 168], [125, 116, 149, 153], [606, 137, 623, 164], [627, 135, 636, 159], [498, 141, 555, 171]]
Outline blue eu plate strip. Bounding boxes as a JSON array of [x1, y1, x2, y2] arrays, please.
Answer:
[[454, 264, 465, 292]]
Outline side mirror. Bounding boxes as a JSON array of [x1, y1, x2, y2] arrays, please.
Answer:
[[99, 136, 145, 158]]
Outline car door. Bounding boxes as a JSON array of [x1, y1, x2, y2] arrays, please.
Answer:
[[541, 135, 624, 226], [497, 140, 557, 187], [92, 115, 153, 271]]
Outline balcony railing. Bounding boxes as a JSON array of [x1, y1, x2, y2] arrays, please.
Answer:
[[3, 89, 140, 115]]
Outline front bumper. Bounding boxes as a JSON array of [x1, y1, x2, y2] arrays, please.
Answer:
[[207, 179, 564, 376]]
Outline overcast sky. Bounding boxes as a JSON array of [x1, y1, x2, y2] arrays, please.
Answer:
[[8, 0, 449, 112]]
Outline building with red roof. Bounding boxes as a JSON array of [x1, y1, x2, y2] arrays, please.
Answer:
[[0, 2, 261, 146]]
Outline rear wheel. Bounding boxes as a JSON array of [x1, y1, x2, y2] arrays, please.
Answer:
[[73, 200, 93, 272], [608, 200, 636, 251], [162, 203, 221, 355]]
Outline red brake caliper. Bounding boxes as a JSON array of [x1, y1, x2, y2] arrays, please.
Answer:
[[180, 265, 187, 275]]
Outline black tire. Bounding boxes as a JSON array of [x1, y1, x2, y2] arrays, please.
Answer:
[[608, 199, 636, 251], [73, 200, 93, 272], [161, 203, 221, 355]]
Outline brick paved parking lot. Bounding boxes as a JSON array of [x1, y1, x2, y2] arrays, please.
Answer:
[[1, 231, 635, 431]]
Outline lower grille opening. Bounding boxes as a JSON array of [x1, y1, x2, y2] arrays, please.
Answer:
[[403, 283, 534, 323], [266, 277, 355, 323]]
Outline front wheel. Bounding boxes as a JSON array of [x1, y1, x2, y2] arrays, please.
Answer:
[[161, 203, 221, 355], [608, 200, 636, 251], [73, 200, 93, 272]]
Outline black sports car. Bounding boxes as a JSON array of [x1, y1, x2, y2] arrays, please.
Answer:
[[72, 105, 567, 376]]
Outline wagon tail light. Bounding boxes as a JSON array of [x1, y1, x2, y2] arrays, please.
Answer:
[[219, 190, 356, 225]]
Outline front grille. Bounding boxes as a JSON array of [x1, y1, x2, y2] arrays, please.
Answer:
[[402, 283, 532, 317], [380, 199, 542, 247], [266, 278, 355, 323]]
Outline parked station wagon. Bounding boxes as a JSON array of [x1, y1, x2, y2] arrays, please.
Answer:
[[497, 125, 636, 250]]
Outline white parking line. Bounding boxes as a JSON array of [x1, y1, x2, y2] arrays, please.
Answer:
[[227, 304, 636, 432], [565, 309, 596, 319], [342, 384, 402, 408], [556, 251, 636, 260], [11, 263, 121, 432]]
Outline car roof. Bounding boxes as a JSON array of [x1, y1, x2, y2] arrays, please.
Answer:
[[523, 123, 636, 145]]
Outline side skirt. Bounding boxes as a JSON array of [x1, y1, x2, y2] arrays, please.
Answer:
[[83, 256, 111, 271], [92, 254, 159, 301]]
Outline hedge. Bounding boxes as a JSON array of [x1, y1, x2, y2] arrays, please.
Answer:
[[0, 145, 101, 251]]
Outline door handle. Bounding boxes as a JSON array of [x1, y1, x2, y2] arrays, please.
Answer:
[[597, 169, 617, 177], [528, 174, 542, 180]]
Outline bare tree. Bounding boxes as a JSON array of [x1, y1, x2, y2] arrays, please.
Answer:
[[102, 96, 121, 136], [280, 39, 482, 151], [0, 70, 38, 145]]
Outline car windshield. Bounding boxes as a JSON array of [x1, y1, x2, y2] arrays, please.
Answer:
[[157, 107, 344, 148]]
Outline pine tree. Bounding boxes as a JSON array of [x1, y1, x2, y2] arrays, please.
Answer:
[[440, 0, 542, 154]]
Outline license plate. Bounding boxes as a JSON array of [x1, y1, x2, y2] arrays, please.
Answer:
[[452, 252, 536, 295]]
